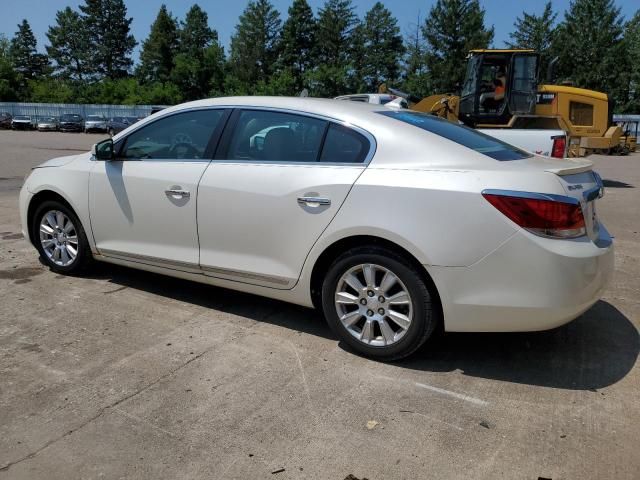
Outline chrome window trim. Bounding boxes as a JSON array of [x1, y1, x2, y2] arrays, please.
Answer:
[[213, 106, 377, 166], [481, 189, 581, 205]]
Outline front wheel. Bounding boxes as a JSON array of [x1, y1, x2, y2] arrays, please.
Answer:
[[321, 247, 438, 361], [32, 200, 93, 274]]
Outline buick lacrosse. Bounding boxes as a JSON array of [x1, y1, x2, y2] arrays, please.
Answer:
[[19, 97, 614, 360]]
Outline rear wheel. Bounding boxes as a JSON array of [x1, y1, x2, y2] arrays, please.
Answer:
[[322, 247, 437, 361], [32, 200, 93, 274]]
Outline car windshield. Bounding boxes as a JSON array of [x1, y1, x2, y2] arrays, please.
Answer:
[[61, 115, 81, 121], [126, 117, 138, 123], [15, 116, 30, 120], [41, 117, 56, 122], [87, 116, 103, 121], [377, 110, 532, 161]]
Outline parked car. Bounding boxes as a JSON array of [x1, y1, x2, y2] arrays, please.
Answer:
[[335, 93, 401, 105], [37, 116, 59, 132], [0, 112, 12, 129], [19, 97, 614, 360], [12, 115, 33, 130], [59, 114, 84, 132], [84, 115, 107, 133], [107, 116, 139, 136]]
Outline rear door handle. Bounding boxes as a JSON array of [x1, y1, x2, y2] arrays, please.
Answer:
[[165, 188, 190, 198], [297, 196, 331, 206]]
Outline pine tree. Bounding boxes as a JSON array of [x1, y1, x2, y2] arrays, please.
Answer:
[[402, 12, 431, 97], [10, 19, 49, 80], [278, 0, 316, 93], [0, 35, 21, 100], [172, 4, 225, 100], [46, 7, 91, 81], [137, 5, 179, 84], [228, 0, 281, 93], [309, 0, 357, 96], [508, 2, 557, 74], [423, 0, 494, 93], [79, 0, 136, 79], [624, 11, 640, 112], [353, 2, 404, 92], [552, 0, 627, 105]]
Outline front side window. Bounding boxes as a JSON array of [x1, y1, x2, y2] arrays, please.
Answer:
[[121, 109, 224, 160], [378, 110, 531, 161], [226, 110, 327, 162]]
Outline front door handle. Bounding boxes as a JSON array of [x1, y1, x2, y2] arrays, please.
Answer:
[[297, 196, 331, 206], [165, 188, 190, 198]]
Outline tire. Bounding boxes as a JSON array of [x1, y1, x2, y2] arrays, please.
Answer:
[[32, 200, 93, 275], [321, 247, 438, 361]]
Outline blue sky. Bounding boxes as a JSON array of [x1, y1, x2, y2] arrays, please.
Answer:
[[1, 0, 638, 61]]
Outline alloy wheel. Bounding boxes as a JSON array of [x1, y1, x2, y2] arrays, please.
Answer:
[[334, 263, 413, 347], [39, 210, 78, 267]]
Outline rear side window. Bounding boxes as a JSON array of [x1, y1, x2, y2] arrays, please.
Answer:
[[226, 110, 327, 162], [378, 111, 531, 161], [319, 124, 369, 163]]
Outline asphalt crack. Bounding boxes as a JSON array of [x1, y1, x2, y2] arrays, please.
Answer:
[[0, 343, 217, 473]]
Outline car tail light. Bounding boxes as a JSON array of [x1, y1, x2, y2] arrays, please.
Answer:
[[482, 191, 586, 238], [551, 135, 566, 158]]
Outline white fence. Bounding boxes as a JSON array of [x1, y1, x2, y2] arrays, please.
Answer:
[[0, 102, 166, 121]]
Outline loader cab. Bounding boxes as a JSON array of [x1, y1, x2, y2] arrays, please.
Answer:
[[459, 50, 539, 127]]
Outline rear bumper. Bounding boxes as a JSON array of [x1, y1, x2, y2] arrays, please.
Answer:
[[428, 225, 614, 332]]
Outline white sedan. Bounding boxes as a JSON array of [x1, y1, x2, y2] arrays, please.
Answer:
[[19, 97, 614, 360]]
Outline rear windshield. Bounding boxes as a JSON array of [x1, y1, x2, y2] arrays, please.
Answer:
[[378, 111, 532, 161]]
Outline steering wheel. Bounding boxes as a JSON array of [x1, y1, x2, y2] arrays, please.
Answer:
[[172, 132, 193, 145], [169, 142, 199, 158]]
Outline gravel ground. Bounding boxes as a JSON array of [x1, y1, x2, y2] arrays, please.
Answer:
[[0, 130, 638, 480]]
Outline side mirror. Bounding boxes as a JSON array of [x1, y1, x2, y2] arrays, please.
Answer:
[[93, 138, 114, 161]]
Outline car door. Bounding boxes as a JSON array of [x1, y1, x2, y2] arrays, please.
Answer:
[[89, 108, 229, 269], [197, 108, 373, 289]]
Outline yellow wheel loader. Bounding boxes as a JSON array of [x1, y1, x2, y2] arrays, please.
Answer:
[[387, 49, 626, 157]]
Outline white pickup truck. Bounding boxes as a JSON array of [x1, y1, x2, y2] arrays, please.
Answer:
[[477, 128, 567, 158], [335, 94, 568, 158]]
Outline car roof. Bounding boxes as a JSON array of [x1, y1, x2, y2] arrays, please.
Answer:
[[123, 96, 506, 170]]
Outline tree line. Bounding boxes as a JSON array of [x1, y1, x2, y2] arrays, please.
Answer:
[[0, 0, 639, 113]]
